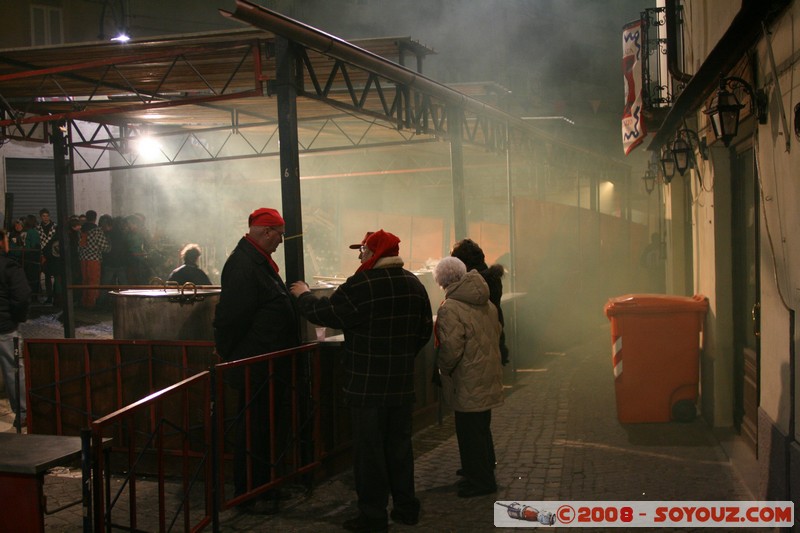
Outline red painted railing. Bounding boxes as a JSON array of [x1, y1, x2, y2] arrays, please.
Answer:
[[80, 343, 321, 533]]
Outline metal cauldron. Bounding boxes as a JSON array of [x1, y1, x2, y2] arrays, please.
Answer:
[[111, 283, 221, 340]]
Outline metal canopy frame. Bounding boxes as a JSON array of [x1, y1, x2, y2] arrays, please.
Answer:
[[0, 16, 524, 172], [0, 1, 629, 338]]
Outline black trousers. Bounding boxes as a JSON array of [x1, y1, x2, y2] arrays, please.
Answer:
[[232, 359, 291, 499], [454, 409, 496, 490], [233, 385, 272, 496], [350, 404, 419, 522]]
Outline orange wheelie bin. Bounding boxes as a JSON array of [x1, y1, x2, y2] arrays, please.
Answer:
[[603, 294, 709, 423]]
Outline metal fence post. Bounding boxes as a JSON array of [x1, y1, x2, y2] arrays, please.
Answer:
[[81, 428, 93, 533], [210, 365, 220, 533]]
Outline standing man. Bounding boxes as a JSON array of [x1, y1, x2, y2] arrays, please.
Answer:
[[290, 229, 433, 533], [37, 208, 57, 304], [79, 214, 111, 309], [0, 229, 31, 430], [213, 207, 300, 515]]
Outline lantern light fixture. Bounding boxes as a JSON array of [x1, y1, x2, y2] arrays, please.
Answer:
[[704, 76, 768, 147], [660, 146, 676, 183], [642, 166, 656, 194], [670, 129, 707, 176]]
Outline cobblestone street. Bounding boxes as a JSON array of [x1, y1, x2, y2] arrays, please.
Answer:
[[1, 308, 768, 531]]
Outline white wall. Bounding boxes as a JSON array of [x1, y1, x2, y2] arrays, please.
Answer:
[[752, 0, 800, 435], [0, 136, 112, 221]]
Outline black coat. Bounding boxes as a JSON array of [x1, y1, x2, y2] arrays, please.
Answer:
[[0, 252, 31, 333], [213, 237, 300, 365], [168, 264, 212, 286], [296, 256, 432, 406], [480, 264, 510, 365]]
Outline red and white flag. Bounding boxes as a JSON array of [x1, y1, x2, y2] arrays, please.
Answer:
[[622, 19, 646, 155]]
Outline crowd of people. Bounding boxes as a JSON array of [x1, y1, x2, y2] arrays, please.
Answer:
[[5, 208, 212, 310], [213, 206, 510, 532]]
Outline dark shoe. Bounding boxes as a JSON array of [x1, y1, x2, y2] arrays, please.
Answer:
[[457, 482, 497, 498], [342, 514, 388, 533], [390, 508, 419, 525]]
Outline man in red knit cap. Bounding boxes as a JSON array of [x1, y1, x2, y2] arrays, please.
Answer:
[[213, 207, 300, 515], [290, 229, 432, 533]]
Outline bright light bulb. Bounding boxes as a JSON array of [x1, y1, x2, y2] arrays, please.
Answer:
[[134, 136, 161, 158]]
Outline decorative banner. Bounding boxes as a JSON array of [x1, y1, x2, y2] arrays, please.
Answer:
[[622, 19, 646, 155]]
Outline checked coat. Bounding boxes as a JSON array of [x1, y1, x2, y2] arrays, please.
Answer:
[[296, 255, 433, 406]]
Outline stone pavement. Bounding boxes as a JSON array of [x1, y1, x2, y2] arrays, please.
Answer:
[[232, 325, 763, 533], [2, 310, 769, 532]]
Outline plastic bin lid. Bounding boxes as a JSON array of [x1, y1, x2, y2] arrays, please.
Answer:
[[604, 293, 709, 317]]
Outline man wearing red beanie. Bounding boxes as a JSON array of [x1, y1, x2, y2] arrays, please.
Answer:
[[213, 207, 300, 514], [290, 229, 432, 533]]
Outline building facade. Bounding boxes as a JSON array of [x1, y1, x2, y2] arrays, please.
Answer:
[[644, 0, 798, 501]]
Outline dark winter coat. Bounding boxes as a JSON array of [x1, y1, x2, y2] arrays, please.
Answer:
[[296, 256, 433, 406], [168, 264, 212, 286], [213, 237, 300, 369], [475, 264, 509, 365], [0, 252, 31, 334]]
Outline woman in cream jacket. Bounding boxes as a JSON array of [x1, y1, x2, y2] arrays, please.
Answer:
[[434, 256, 503, 498]]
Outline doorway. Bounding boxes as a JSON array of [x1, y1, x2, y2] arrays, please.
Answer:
[[731, 147, 759, 454]]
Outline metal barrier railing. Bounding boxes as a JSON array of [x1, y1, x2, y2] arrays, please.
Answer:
[[24, 339, 218, 436], [87, 343, 322, 533]]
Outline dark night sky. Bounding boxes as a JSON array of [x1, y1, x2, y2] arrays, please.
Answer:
[[128, 0, 653, 164]]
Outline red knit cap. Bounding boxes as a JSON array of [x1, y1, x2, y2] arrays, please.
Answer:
[[248, 207, 285, 227], [356, 229, 400, 273]]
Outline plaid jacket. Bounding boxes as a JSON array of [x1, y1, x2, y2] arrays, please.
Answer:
[[78, 227, 110, 261], [37, 222, 56, 257], [296, 256, 433, 406]]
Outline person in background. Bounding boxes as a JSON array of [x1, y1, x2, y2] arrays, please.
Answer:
[[433, 256, 503, 498], [124, 214, 149, 284], [79, 214, 111, 309], [168, 243, 212, 286], [0, 228, 31, 430], [450, 238, 510, 366], [213, 207, 300, 515], [290, 229, 432, 533], [8, 218, 25, 265], [22, 214, 41, 302], [37, 208, 57, 304], [97, 216, 128, 310], [66, 216, 83, 286]]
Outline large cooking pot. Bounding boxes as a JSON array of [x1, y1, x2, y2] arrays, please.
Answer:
[[111, 286, 221, 340]]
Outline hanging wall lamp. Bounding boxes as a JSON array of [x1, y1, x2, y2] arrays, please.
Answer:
[[642, 166, 656, 194], [670, 129, 708, 176], [704, 76, 768, 147], [660, 146, 676, 184]]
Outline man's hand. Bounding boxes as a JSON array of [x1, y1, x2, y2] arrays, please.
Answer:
[[289, 281, 310, 297]]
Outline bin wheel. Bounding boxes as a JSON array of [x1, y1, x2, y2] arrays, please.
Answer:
[[671, 400, 696, 422]]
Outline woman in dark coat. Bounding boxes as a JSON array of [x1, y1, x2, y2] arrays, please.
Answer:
[[450, 238, 510, 365]]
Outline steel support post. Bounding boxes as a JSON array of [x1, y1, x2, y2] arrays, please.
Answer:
[[51, 123, 76, 338], [448, 106, 467, 241], [274, 36, 305, 284]]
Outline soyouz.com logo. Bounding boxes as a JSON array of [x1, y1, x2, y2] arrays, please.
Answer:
[[493, 501, 794, 527]]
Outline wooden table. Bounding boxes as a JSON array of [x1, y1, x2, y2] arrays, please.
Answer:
[[0, 433, 89, 533]]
